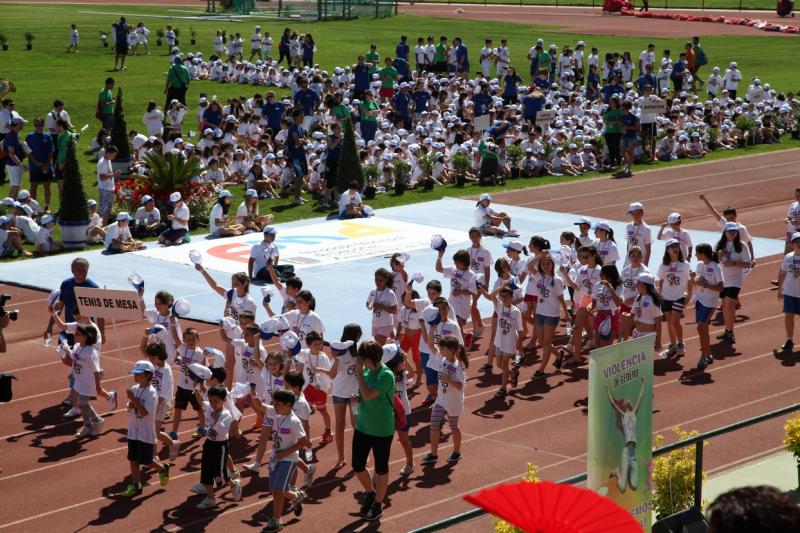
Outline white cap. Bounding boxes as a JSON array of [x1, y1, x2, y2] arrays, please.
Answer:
[[574, 216, 592, 226], [592, 221, 611, 233], [626, 202, 644, 215], [218, 189, 233, 199], [41, 214, 55, 225], [637, 272, 655, 285], [479, 193, 492, 202], [667, 212, 681, 224], [503, 240, 525, 252], [188, 362, 212, 381], [17, 189, 30, 200], [381, 343, 400, 364], [130, 360, 155, 374], [116, 211, 133, 222], [169, 192, 182, 203]]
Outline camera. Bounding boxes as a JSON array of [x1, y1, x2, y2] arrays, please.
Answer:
[[0, 294, 18, 321]]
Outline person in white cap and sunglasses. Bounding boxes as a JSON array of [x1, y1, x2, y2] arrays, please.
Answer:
[[159, 191, 190, 246], [474, 193, 519, 237]]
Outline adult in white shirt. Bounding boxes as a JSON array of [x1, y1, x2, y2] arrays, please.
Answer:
[[339, 181, 364, 218], [159, 191, 190, 246], [722, 62, 742, 99], [638, 44, 655, 74], [143, 102, 165, 137], [95, 146, 121, 225], [44, 100, 71, 135]]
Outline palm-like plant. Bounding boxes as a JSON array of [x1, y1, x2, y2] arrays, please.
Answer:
[[142, 152, 203, 191]]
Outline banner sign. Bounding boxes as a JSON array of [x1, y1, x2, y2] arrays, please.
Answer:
[[74, 287, 142, 320], [641, 98, 667, 114], [535, 109, 557, 125], [587, 334, 654, 530], [474, 114, 491, 132]]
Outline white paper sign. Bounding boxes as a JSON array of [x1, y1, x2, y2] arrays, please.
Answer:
[[74, 287, 143, 320]]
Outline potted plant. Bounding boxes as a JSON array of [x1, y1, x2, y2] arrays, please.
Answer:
[[173, 27, 180, 46], [449, 151, 470, 187], [791, 109, 800, 140], [652, 427, 706, 520], [417, 152, 436, 191], [156, 28, 164, 46], [335, 117, 364, 192], [189, 26, 197, 45], [392, 159, 410, 195], [361, 163, 380, 200], [735, 115, 757, 147], [0, 33, 8, 51], [783, 413, 800, 488], [23, 31, 34, 50], [109, 87, 133, 179], [506, 144, 524, 178], [58, 140, 91, 249]]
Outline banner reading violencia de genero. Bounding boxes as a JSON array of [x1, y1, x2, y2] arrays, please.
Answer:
[[587, 335, 654, 530]]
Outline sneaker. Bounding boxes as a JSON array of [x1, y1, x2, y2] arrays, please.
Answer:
[[472, 326, 484, 339], [420, 452, 438, 464], [120, 483, 142, 497], [196, 496, 217, 510], [159, 464, 170, 487], [321, 430, 333, 444], [659, 345, 676, 359], [231, 480, 242, 501], [363, 501, 382, 522], [169, 439, 180, 461], [447, 452, 462, 463], [479, 363, 493, 372], [291, 491, 304, 516], [65, 407, 80, 418], [193, 426, 207, 438], [495, 388, 507, 398], [716, 330, 731, 340], [781, 339, 794, 352], [302, 463, 316, 488], [507, 229, 520, 237], [533, 370, 545, 378], [261, 518, 284, 533], [62, 395, 73, 406], [303, 448, 313, 463], [400, 463, 415, 475], [229, 468, 241, 480], [293, 198, 305, 206], [697, 355, 709, 370], [675, 343, 685, 356], [190, 482, 207, 495], [106, 391, 118, 411], [244, 461, 261, 474], [706, 354, 714, 365], [168, 430, 178, 441], [90, 417, 105, 436], [75, 425, 92, 438], [359, 491, 376, 517]]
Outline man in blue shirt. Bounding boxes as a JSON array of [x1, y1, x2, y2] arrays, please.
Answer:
[[352, 55, 370, 101], [454, 37, 469, 75], [411, 84, 431, 120], [261, 91, 285, 132], [293, 78, 320, 127], [670, 52, 687, 93], [393, 57, 411, 84], [112, 17, 130, 71], [617, 101, 641, 178], [522, 89, 545, 123], [600, 74, 625, 104], [635, 64, 657, 94], [286, 109, 307, 206], [391, 83, 412, 130], [395, 35, 409, 62], [472, 83, 493, 118], [24, 118, 54, 211], [57, 257, 104, 335]]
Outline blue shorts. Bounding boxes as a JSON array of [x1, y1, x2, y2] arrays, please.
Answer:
[[695, 302, 714, 324], [784, 294, 800, 315], [420, 352, 438, 386], [332, 395, 351, 405], [268, 460, 297, 492], [535, 314, 559, 327]]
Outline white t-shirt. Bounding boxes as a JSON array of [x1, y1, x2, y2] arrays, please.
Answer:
[[231, 339, 268, 396], [35, 226, 52, 250], [127, 383, 158, 444], [398, 305, 420, 331], [209, 203, 226, 234], [787, 202, 800, 233], [16, 215, 39, 243], [575, 264, 601, 300], [474, 204, 497, 227], [175, 345, 204, 390], [96, 158, 115, 191], [103, 222, 131, 248], [467, 245, 492, 276], [292, 394, 312, 422], [781, 252, 800, 298], [632, 294, 663, 326], [595, 283, 623, 312], [625, 222, 652, 257], [694, 261, 724, 308], [593, 239, 620, 267], [442, 266, 477, 320], [250, 241, 279, 275], [203, 405, 234, 442], [529, 274, 564, 318], [660, 228, 693, 259], [294, 349, 332, 392], [428, 352, 466, 416], [70, 344, 101, 397], [281, 309, 325, 347], [719, 241, 751, 288], [263, 405, 305, 463], [134, 206, 161, 227], [369, 287, 398, 329], [621, 264, 650, 301], [171, 203, 190, 230], [433, 318, 463, 347], [144, 309, 180, 362], [657, 261, 691, 301], [338, 190, 362, 215], [152, 363, 174, 401], [226, 290, 258, 322], [494, 304, 522, 354], [330, 351, 357, 399], [263, 371, 287, 405]]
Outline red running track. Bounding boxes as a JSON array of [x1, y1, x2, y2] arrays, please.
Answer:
[[1, 148, 799, 531]]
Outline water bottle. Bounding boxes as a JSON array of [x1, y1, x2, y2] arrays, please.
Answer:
[[128, 272, 144, 292], [350, 398, 359, 416]]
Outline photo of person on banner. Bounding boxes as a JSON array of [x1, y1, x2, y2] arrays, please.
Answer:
[[606, 377, 645, 493]]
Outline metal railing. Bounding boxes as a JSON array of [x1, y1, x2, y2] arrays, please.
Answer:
[[410, 402, 800, 533]]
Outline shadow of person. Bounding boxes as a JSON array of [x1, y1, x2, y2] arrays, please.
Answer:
[[90, 487, 165, 527], [773, 347, 799, 367], [678, 367, 715, 386], [471, 396, 516, 419]]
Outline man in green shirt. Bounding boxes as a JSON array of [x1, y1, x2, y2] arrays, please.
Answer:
[[97, 77, 115, 131], [164, 56, 191, 109], [537, 49, 552, 83], [378, 57, 398, 102], [365, 43, 380, 76], [434, 36, 448, 74]]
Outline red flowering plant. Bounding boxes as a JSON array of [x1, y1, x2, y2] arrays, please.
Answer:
[[115, 152, 215, 230]]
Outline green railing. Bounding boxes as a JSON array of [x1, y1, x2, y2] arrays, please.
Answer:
[[410, 402, 800, 533], [400, 0, 777, 11]]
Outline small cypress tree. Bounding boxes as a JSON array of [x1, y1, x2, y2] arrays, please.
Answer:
[[110, 87, 132, 160], [58, 140, 89, 222], [336, 116, 363, 191]]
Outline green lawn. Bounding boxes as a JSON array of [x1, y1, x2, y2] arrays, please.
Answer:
[[412, 0, 780, 10], [0, 4, 798, 252]]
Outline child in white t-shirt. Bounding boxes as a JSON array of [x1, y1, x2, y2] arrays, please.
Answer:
[[67, 24, 79, 53], [141, 339, 180, 460], [292, 331, 333, 445], [435, 248, 478, 344], [367, 268, 399, 345], [35, 215, 63, 254]]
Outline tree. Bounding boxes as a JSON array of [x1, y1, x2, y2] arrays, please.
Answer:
[[336, 117, 363, 191], [58, 140, 89, 222], [110, 87, 132, 160]]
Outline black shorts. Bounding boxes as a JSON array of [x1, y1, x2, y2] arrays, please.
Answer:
[[721, 286, 741, 299], [161, 227, 188, 243], [661, 297, 686, 313], [29, 171, 54, 183], [200, 439, 230, 486], [174, 386, 200, 411], [435, 61, 446, 73], [127, 439, 154, 464], [116, 42, 129, 56], [351, 429, 393, 475]]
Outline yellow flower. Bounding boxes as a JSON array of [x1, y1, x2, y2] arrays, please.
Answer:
[[493, 464, 539, 533]]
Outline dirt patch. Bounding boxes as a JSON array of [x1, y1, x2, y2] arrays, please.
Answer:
[[402, 4, 798, 37]]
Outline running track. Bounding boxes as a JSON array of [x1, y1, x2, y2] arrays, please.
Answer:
[[1, 148, 799, 532]]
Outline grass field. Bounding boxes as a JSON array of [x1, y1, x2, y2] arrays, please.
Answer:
[[0, 4, 798, 249], [412, 0, 780, 10]]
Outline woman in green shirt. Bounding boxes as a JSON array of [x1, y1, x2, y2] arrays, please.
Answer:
[[351, 340, 395, 521], [603, 96, 623, 169], [358, 92, 379, 142], [54, 118, 77, 190]]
